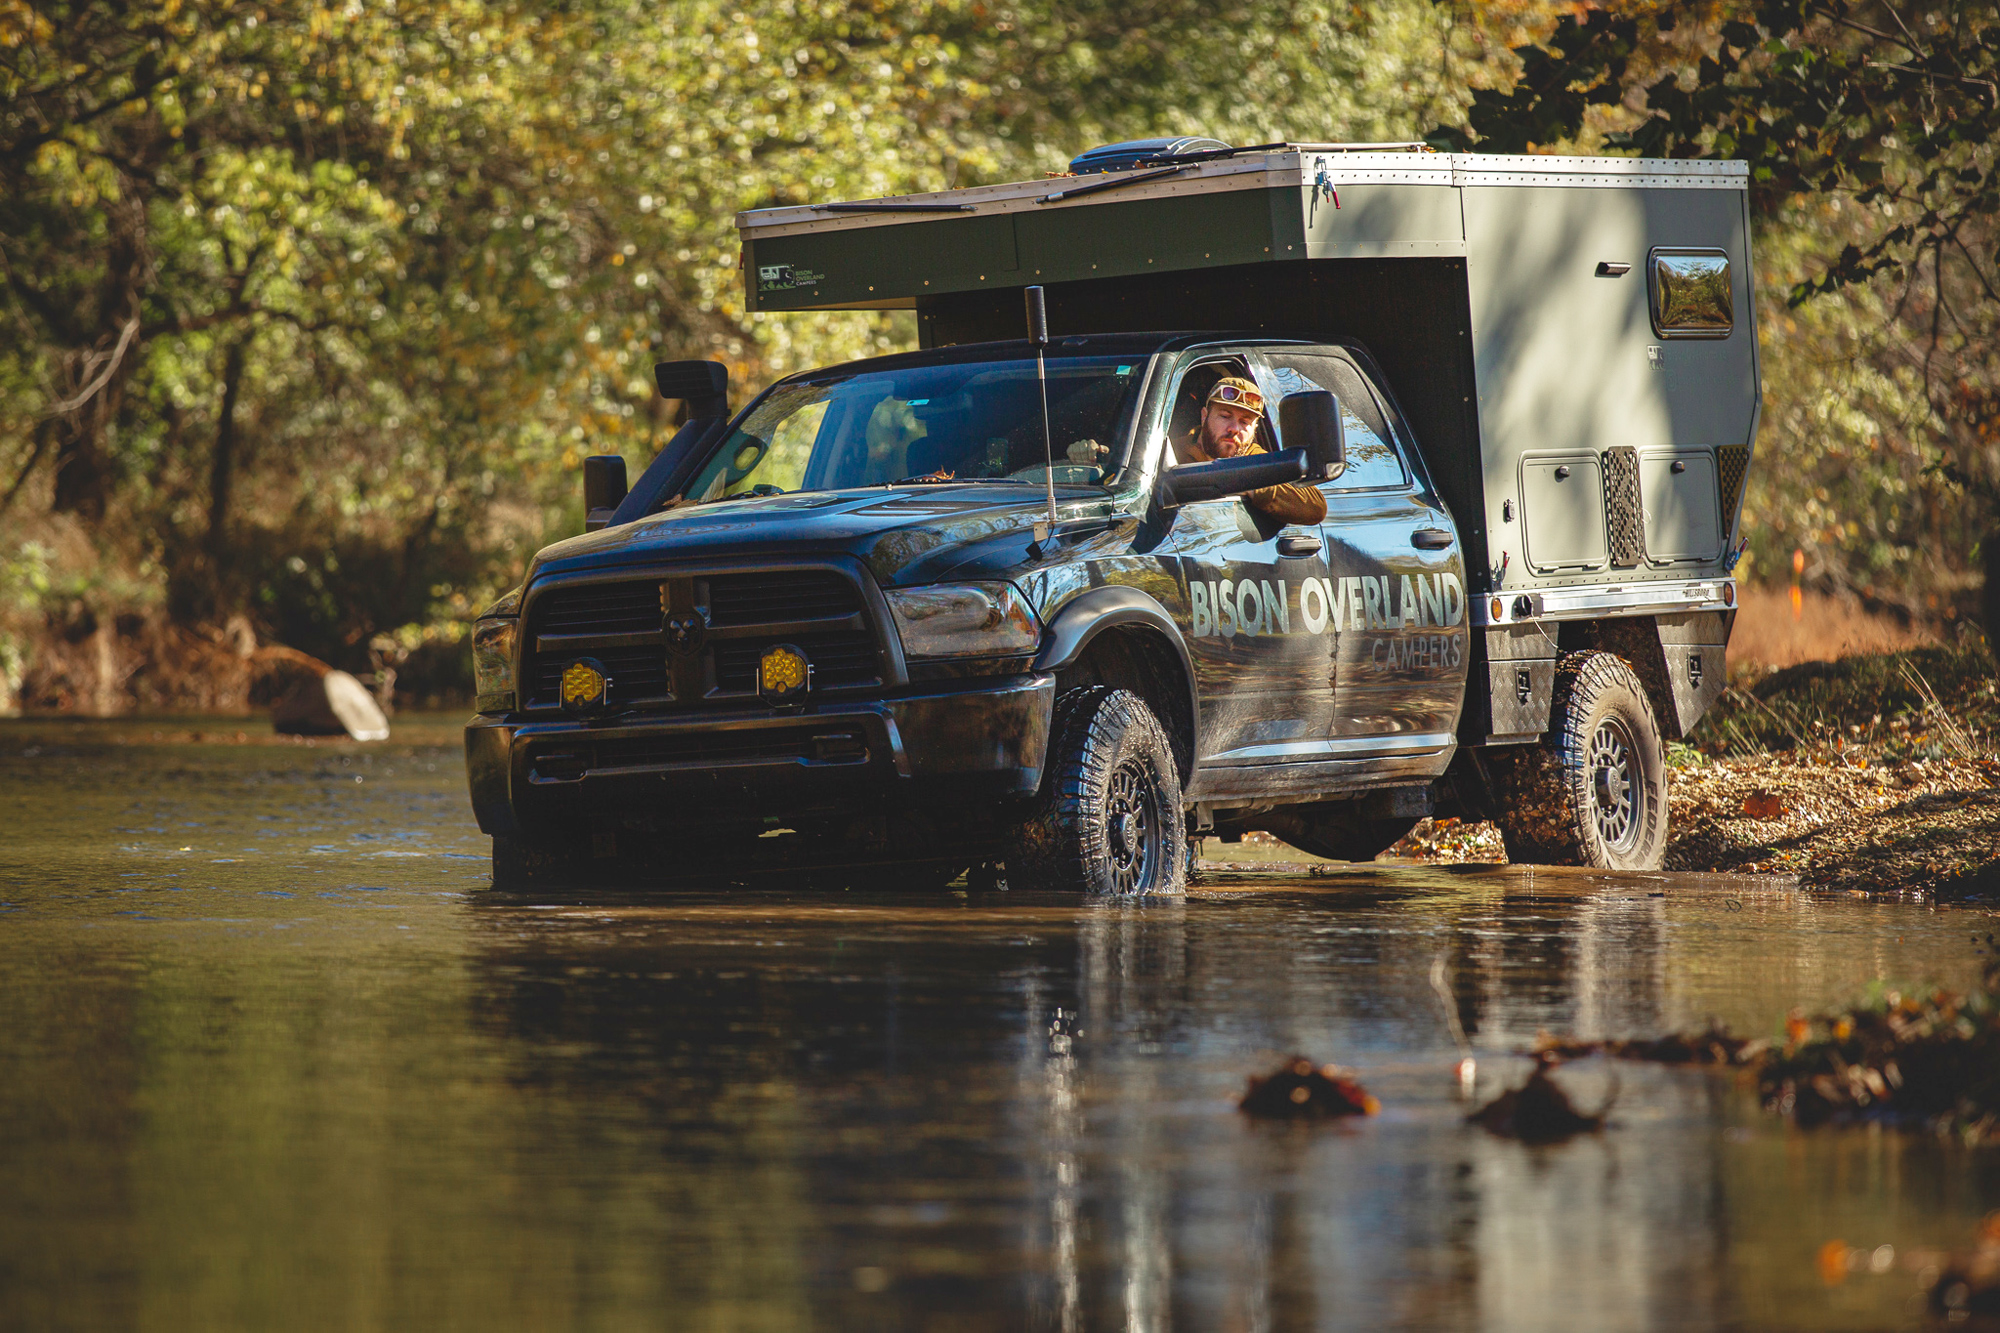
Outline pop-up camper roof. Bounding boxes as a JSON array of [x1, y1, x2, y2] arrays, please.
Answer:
[[736, 145, 1759, 602]]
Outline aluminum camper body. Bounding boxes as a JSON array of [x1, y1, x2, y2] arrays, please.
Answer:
[[738, 149, 1755, 743]]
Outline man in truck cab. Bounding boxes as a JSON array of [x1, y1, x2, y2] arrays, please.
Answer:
[[1175, 376, 1327, 525]]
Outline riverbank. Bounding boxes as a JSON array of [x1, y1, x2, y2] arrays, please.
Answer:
[[1668, 643, 2000, 897], [1363, 644, 2000, 898]]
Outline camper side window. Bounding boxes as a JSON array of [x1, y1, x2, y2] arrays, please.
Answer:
[[1649, 249, 1733, 339], [1265, 355, 1406, 490]]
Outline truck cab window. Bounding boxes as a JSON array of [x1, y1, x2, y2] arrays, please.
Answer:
[[682, 355, 1145, 501], [1266, 355, 1406, 490]]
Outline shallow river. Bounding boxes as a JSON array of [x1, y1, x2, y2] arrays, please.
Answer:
[[3, 716, 1997, 1332]]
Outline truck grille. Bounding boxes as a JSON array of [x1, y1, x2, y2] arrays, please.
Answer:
[[521, 566, 885, 710]]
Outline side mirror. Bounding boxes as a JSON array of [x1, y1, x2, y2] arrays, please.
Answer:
[[1279, 390, 1345, 480], [1159, 447, 1310, 507], [654, 359, 730, 421], [583, 454, 628, 532]]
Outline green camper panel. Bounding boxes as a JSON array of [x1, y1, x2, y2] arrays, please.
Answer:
[[745, 180, 1471, 312], [746, 186, 1304, 313]]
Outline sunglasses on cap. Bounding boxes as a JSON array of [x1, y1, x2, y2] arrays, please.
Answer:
[[1206, 383, 1264, 413]]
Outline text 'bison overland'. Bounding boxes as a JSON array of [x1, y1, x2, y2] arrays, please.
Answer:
[[467, 138, 1757, 892]]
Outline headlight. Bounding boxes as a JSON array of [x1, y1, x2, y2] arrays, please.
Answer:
[[472, 617, 518, 713], [885, 582, 1041, 659]]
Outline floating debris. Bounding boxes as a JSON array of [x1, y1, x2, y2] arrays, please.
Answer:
[[1758, 966, 2000, 1142], [1928, 1213, 2000, 1325], [1240, 1056, 1379, 1120], [1531, 1025, 1767, 1067], [1468, 1056, 1613, 1143], [1528, 963, 2000, 1143]]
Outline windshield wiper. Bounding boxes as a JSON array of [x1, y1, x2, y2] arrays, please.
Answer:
[[880, 474, 1036, 487]]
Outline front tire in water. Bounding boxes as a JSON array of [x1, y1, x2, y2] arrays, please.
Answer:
[[1013, 687, 1187, 896], [491, 831, 587, 888], [1491, 650, 1669, 870]]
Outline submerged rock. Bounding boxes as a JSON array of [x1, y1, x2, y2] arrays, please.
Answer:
[[271, 669, 389, 741], [1240, 1057, 1379, 1120]]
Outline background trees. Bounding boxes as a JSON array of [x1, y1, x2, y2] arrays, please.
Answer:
[[0, 0, 1989, 710]]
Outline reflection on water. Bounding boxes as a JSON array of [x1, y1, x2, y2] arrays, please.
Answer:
[[2, 718, 1997, 1331]]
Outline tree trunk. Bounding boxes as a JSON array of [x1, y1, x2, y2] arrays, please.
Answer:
[[1983, 526, 2000, 664], [50, 182, 148, 523], [207, 337, 250, 565]]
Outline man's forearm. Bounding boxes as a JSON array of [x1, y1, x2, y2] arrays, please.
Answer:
[[1246, 482, 1328, 525]]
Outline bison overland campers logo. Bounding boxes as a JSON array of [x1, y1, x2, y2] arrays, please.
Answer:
[[757, 263, 825, 292]]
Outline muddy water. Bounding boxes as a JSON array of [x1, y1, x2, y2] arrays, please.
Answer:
[[3, 717, 1997, 1332]]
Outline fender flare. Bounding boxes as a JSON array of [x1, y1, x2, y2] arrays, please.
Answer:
[[1033, 585, 1201, 765]]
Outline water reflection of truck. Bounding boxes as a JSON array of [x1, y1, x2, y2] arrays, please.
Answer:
[[467, 140, 1759, 892]]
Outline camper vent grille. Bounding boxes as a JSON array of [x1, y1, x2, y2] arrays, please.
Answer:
[[1605, 446, 1646, 567], [1717, 444, 1748, 526]]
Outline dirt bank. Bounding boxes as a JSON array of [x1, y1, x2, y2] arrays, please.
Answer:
[[1363, 646, 2000, 898], [1669, 643, 2000, 897]]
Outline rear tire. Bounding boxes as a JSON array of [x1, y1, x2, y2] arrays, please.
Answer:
[[1012, 687, 1187, 896], [1491, 650, 1668, 870]]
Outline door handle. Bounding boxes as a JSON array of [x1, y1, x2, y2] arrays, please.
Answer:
[[1277, 533, 1323, 558], [1411, 528, 1455, 550]]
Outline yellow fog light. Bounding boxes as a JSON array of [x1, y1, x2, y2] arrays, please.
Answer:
[[560, 657, 610, 712], [759, 644, 811, 703]]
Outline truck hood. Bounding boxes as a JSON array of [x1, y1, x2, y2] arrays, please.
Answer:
[[523, 485, 1115, 589]]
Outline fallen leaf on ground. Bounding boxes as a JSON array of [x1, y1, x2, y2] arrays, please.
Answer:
[[1742, 789, 1789, 819]]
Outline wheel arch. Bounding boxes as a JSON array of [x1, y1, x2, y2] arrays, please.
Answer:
[[1034, 586, 1199, 784]]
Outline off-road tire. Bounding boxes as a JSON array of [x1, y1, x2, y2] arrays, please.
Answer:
[[1491, 650, 1669, 870], [1012, 686, 1187, 896], [490, 831, 589, 888]]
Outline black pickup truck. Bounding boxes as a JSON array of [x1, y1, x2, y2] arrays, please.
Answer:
[[468, 141, 1765, 891], [466, 331, 1674, 892]]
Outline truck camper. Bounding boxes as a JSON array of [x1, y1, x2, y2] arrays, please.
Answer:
[[467, 139, 1759, 891]]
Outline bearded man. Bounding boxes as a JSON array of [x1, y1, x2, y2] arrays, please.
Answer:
[[1176, 377, 1327, 525]]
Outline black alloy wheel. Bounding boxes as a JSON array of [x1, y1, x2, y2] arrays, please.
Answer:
[[1489, 650, 1669, 870], [1012, 686, 1187, 896]]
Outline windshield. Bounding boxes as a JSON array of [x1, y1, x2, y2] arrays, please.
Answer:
[[682, 355, 1146, 502]]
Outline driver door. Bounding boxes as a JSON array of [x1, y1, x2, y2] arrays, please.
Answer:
[[1162, 352, 1336, 767]]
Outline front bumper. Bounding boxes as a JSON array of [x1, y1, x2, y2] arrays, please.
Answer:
[[465, 673, 1055, 836]]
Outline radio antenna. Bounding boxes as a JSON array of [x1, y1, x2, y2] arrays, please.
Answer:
[[1025, 285, 1057, 545]]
